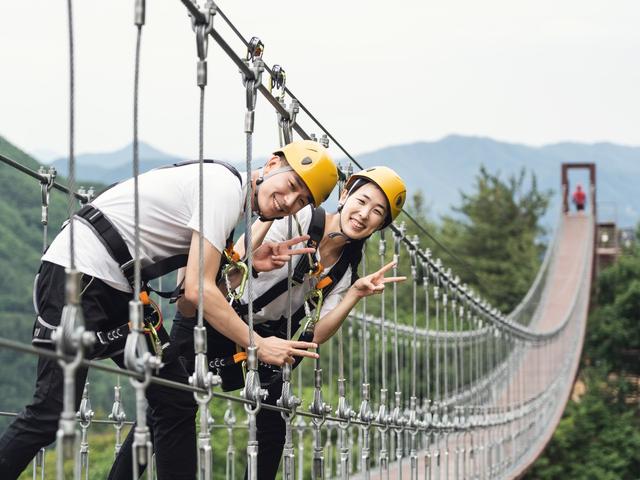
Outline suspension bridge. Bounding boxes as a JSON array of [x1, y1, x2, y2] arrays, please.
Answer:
[[0, 1, 596, 479]]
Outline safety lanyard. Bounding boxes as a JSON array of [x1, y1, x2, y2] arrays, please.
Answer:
[[301, 275, 333, 335], [138, 291, 164, 358]]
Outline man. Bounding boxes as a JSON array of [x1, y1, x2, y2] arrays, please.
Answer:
[[0, 140, 338, 480]]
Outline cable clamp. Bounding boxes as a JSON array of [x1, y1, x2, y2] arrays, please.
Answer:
[[309, 367, 331, 425], [38, 166, 56, 226], [76, 186, 95, 206], [76, 382, 95, 429]]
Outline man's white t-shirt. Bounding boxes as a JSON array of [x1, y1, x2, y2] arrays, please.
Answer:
[[240, 205, 353, 325], [43, 163, 247, 292]]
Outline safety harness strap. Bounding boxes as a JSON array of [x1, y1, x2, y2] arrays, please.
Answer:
[[234, 206, 326, 317], [74, 205, 136, 287]]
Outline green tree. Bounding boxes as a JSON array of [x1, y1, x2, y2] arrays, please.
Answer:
[[440, 166, 550, 312]]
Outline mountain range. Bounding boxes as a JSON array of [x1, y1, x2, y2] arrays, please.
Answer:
[[46, 135, 640, 228]]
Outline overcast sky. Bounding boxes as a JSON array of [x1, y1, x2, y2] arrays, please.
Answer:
[[1, 1, 638, 162]]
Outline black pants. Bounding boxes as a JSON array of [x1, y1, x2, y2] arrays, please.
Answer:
[[0, 262, 197, 480], [114, 312, 288, 480]]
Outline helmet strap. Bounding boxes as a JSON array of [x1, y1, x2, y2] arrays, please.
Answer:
[[327, 204, 353, 242]]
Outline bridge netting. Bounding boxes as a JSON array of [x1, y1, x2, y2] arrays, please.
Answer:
[[0, 1, 594, 479]]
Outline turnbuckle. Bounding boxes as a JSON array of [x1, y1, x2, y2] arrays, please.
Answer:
[[277, 366, 301, 419], [391, 391, 406, 431], [54, 270, 95, 358], [407, 395, 419, 430], [309, 366, 332, 421], [336, 377, 356, 433], [242, 346, 268, 415], [376, 387, 391, 432], [242, 37, 264, 134], [422, 249, 431, 289], [191, 1, 216, 87], [393, 221, 405, 261], [358, 383, 373, 424], [189, 326, 221, 402], [109, 384, 126, 425], [408, 234, 419, 280], [77, 382, 94, 429], [379, 229, 387, 257], [134, 0, 146, 27]]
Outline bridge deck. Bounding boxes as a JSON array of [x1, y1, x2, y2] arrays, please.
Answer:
[[361, 213, 593, 480]]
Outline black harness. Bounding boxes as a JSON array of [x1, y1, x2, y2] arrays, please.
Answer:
[[32, 159, 243, 358]]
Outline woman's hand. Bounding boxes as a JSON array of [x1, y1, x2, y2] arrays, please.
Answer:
[[253, 235, 316, 272], [350, 260, 406, 298]]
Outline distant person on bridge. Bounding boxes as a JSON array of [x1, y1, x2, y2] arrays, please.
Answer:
[[572, 184, 586, 211], [0, 140, 338, 480], [109, 166, 408, 480]]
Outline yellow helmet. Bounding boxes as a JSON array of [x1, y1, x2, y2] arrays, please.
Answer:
[[275, 140, 338, 206], [345, 166, 406, 228]]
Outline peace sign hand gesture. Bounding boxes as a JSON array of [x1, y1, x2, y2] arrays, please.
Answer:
[[253, 235, 316, 273], [350, 260, 406, 299]]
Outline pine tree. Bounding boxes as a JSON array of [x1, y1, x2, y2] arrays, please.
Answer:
[[440, 166, 550, 312]]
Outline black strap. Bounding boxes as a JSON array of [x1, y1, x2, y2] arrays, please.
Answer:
[[70, 159, 242, 292], [75, 205, 137, 288], [291, 206, 325, 283], [322, 239, 364, 296], [167, 159, 243, 185], [234, 206, 325, 317]]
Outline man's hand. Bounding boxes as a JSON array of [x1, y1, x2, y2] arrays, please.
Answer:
[[350, 260, 406, 298], [256, 336, 319, 366], [253, 234, 316, 273]]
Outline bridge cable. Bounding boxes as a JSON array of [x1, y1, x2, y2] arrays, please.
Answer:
[[121, 3, 163, 479], [240, 34, 268, 480], [54, 1, 96, 478], [357, 243, 373, 478], [407, 235, 420, 478], [187, 2, 220, 479], [273, 67, 300, 480], [390, 223, 406, 475]]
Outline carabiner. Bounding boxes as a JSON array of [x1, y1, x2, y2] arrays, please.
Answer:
[[302, 287, 324, 335], [221, 250, 249, 304]]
